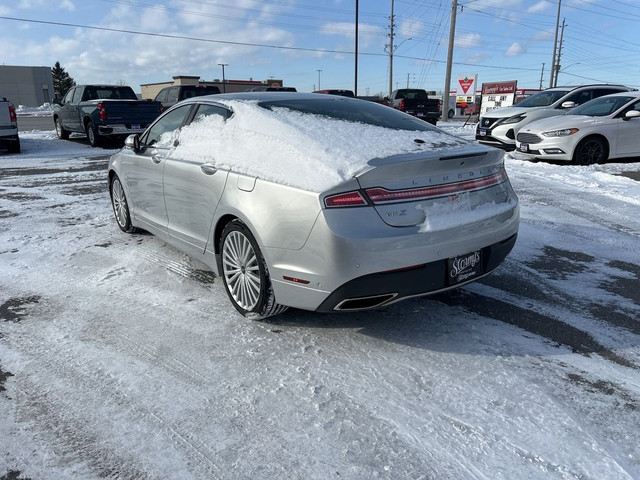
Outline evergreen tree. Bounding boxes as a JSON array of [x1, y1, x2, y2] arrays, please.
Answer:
[[51, 61, 76, 98]]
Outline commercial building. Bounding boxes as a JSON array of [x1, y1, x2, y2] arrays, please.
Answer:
[[140, 75, 287, 99], [0, 65, 54, 107]]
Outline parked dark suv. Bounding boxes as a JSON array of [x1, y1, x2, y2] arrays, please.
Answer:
[[154, 85, 221, 110]]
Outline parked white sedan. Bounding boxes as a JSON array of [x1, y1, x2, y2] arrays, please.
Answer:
[[515, 92, 640, 164]]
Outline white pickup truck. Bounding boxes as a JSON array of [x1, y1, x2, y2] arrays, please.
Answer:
[[0, 97, 20, 153]]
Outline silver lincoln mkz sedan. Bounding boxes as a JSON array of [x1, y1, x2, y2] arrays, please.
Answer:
[[108, 93, 519, 319]]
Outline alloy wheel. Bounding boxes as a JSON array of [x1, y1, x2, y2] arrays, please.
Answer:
[[222, 231, 262, 311], [111, 178, 129, 229]]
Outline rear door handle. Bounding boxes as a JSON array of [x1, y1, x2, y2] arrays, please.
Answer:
[[200, 164, 217, 175]]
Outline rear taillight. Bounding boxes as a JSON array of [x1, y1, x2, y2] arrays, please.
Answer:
[[398, 99, 405, 111], [324, 191, 368, 208], [97, 102, 107, 120], [365, 169, 508, 204], [8, 104, 17, 123]]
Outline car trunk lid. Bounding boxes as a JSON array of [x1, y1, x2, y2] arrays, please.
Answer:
[[353, 144, 509, 227]]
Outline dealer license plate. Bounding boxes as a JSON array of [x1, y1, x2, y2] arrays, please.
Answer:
[[519, 143, 529, 153], [479, 128, 487, 136], [447, 250, 483, 285], [131, 124, 140, 130]]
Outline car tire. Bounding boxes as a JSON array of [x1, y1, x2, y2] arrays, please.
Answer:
[[55, 117, 70, 140], [110, 175, 138, 233], [8, 137, 20, 153], [572, 137, 608, 165], [86, 121, 103, 147], [219, 219, 288, 319]]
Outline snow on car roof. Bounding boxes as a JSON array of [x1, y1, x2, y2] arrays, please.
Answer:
[[164, 96, 468, 192]]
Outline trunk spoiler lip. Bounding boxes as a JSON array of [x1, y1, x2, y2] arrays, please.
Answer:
[[365, 142, 497, 168]]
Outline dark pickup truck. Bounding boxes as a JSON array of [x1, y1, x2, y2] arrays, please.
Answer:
[[388, 89, 441, 125], [53, 85, 162, 147]]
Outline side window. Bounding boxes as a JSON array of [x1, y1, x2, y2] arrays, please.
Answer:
[[142, 105, 193, 147], [72, 88, 84, 103], [155, 88, 168, 103], [564, 90, 592, 106], [62, 88, 75, 104], [192, 103, 230, 122], [592, 88, 624, 99], [166, 87, 179, 104]]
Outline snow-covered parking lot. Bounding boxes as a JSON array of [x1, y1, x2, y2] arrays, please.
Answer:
[[1, 124, 639, 479]]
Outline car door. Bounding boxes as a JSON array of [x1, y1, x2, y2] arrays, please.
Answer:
[[163, 103, 231, 254], [57, 87, 81, 132], [616, 99, 640, 156], [124, 104, 194, 232]]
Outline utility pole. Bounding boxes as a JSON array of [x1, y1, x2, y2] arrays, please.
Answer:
[[549, 0, 562, 88], [355, 0, 359, 96], [317, 69, 322, 90], [388, 0, 395, 99], [539, 63, 545, 89], [442, 0, 458, 123], [554, 19, 566, 87], [218, 63, 228, 93]]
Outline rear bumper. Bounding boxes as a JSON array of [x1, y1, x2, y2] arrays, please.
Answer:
[[98, 124, 149, 136], [315, 233, 517, 312]]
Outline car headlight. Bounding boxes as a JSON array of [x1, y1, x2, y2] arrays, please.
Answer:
[[542, 128, 579, 137], [501, 114, 526, 125]]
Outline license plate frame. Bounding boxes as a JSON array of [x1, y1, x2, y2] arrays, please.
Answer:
[[479, 128, 487, 136], [447, 250, 483, 285], [519, 143, 529, 153]]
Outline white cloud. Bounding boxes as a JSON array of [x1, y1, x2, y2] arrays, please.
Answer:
[[455, 33, 482, 49], [18, 0, 75, 10], [506, 42, 525, 57], [527, 1, 549, 13]]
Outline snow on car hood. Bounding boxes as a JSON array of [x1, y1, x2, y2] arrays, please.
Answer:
[[162, 100, 467, 192], [520, 115, 608, 133]]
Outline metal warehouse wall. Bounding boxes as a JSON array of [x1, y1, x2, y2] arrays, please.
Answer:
[[0, 65, 54, 107]]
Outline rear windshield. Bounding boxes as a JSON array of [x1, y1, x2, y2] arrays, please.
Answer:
[[83, 87, 138, 101], [396, 90, 428, 101], [180, 86, 221, 100], [516, 90, 570, 107], [259, 98, 440, 132], [568, 95, 635, 117]]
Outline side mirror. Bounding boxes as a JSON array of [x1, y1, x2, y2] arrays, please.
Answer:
[[560, 101, 576, 109], [624, 110, 640, 120], [124, 134, 141, 153]]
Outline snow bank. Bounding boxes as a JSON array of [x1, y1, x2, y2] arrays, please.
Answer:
[[163, 100, 467, 192]]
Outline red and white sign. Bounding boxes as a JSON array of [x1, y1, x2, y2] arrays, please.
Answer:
[[456, 74, 477, 107]]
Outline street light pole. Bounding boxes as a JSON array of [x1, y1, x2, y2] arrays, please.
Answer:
[[317, 69, 322, 90], [218, 63, 228, 93]]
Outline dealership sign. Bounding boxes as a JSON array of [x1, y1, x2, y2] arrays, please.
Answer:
[[480, 81, 518, 115]]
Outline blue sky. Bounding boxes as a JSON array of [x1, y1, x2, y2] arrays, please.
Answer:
[[1, 0, 639, 96]]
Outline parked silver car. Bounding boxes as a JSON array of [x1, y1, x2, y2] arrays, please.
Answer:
[[476, 84, 632, 150], [108, 93, 519, 319], [515, 92, 640, 164]]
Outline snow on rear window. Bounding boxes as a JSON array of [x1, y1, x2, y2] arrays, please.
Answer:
[[166, 100, 467, 192]]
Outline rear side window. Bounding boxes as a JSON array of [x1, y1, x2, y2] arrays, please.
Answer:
[[192, 103, 231, 121], [564, 90, 593, 106], [166, 88, 179, 104], [155, 88, 169, 103], [592, 88, 628, 99]]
